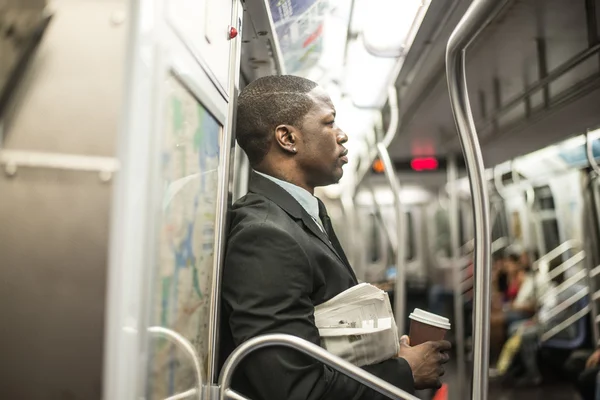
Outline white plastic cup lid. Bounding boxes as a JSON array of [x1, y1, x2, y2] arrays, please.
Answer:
[[409, 308, 451, 330]]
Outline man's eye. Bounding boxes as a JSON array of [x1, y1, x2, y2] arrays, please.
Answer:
[[327, 120, 335, 126]]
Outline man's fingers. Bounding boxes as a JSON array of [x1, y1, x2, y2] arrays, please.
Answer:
[[439, 352, 450, 364], [436, 340, 452, 351]]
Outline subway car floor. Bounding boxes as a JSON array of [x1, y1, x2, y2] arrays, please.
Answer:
[[418, 350, 581, 400]]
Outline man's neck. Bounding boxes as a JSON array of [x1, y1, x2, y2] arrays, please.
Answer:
[[255, 167, 314, 195]]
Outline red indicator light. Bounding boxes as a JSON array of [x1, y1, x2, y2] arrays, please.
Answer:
[[411, 157, 438, 171], [228, 26, 238, 39]]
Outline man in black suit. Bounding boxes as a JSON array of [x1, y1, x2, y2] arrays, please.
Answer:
[[219, 75, 450, 399]]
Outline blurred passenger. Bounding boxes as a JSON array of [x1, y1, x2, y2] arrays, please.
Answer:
[[491, 278, 585, 386], [219, 75, 450, 400]]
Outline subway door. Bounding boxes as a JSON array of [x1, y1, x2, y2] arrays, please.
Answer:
[[102, 0, 241, 399]]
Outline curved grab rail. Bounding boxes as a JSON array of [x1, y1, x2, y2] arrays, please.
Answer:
[[147, 327, 203, 400], [218, 334, 420, 400], [492, 165, 507, 200], [446, 1, 509, 398], [382, 86, 400, 149]]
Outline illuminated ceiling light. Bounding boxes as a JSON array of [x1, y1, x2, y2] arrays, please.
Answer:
[[362, 0, 429, 56], [345, 40, 398, 108]]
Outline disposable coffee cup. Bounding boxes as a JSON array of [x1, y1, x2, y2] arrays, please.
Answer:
[[408, 308, 451, 346]]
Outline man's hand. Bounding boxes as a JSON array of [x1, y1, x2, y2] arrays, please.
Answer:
[[586, 349, 600, 369], [397, 335, 451, 390]]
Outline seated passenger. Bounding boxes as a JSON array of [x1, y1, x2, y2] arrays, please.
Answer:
[[218, 75, 451, 400], [491, 251, 535, 335], [491, 276, 584, 386]]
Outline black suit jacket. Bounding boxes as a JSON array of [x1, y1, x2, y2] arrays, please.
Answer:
[[219, 172, 414, 399]]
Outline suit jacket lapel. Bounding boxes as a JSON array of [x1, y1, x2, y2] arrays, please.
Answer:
[[248, 172, 349, 267]]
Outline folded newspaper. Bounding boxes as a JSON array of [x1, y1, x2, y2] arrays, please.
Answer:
[[314, 283, 400, 367]]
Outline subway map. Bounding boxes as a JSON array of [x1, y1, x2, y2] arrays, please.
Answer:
[[147, 75, 221, 398]]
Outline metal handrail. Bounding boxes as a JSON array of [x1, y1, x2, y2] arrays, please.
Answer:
[[492, 237, 509, 253], [377, 142, 407, 335], [541, 251, 585, 283], [540, 270, 588, 302], [493, 166, 508, 200], [533, 240, 580, 272], [147, 327, 202, 400], [218, 334, 420, 400], [206, 0, 244, 383], [541, 306, 591, 342], [382, 86, 399, 149], [446, 1, 508, 398], [541, 287, 589, 323]]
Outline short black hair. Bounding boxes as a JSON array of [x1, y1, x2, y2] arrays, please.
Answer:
[[236, 75, 319, 165]]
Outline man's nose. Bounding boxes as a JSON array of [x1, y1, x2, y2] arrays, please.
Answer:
[[337, 131, 348, 144]]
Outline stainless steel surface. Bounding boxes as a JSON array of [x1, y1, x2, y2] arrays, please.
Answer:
[[0, 2, 127, 399], [542, 251, 585, 283], [542, 270, 587, 300], [218, 334, 420, 400], [448, 155, 466, 400], [541, 306, 591, 342], [223, 389, 251, 400], [485, 43, 600, 126], [207, 0, 244, 384], [389, 0, 600, 168], [355, 87, 400, 191], [165, 389, 199, 400], [493, 166, 507, 200], [382, 86, 399, 149], [534, 240, 581, 270], [446, 1, 504, 398], [541, 287, 589, 322], [377, 142, 406, 335], [147, 327, 203, 400]]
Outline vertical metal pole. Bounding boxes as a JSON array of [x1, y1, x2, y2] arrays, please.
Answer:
[[377, 142, 406, 335], [448, 156, 466, 400], [586, 131, 600, 344], [446, 1, 507, 398], [206, 0, 243, 384]]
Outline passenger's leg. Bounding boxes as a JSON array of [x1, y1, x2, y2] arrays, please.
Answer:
[[516, 326, 542, 385]]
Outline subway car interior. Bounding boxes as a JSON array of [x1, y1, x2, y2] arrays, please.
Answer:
[[2, 0, 600, 399]]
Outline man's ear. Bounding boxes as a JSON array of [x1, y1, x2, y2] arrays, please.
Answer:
[[275, 125, 298, 155]]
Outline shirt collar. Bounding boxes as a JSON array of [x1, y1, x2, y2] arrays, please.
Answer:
[[254, 170, 320, 223]]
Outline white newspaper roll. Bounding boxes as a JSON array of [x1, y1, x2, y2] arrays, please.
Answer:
[[314, 284, 400, 367]]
